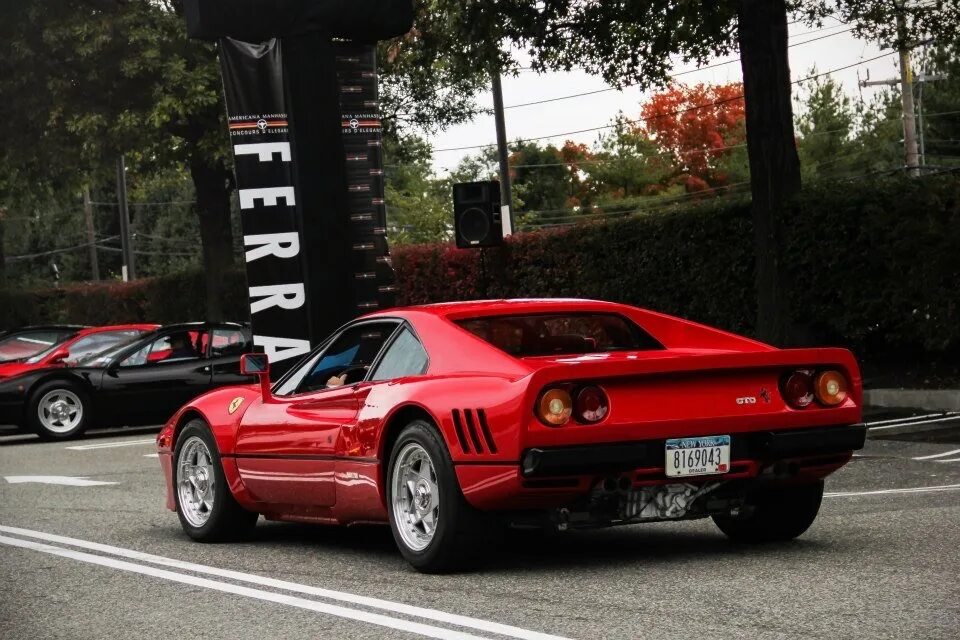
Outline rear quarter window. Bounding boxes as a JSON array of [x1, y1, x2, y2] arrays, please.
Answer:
[[456, 313, 662, 357]]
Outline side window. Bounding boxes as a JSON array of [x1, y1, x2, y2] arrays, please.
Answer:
[[67, 331, 141, 362], [210, 328, 250, 358], [121, 331, 206, 367], [274, 322, 396, 396], [370, 328, 428, 381]]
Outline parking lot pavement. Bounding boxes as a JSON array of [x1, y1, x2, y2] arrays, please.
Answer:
[[1, 425, 959, 640]]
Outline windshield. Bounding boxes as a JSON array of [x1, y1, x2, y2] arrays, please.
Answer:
[[25, 329, 149, 365], [0, 329, 77, 363], [76, 332, 153, 367], [456, 313, 663, 357]]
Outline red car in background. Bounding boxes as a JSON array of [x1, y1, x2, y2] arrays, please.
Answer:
[[0, 324, 159, 380], [157, 299, 865, 573], [0, 326, 87, 364]]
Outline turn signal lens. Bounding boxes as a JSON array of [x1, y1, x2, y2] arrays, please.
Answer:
[[782, 370, 815, 409], [574, 386, 609, 423], [537, 388, 573, 426], [815, 370, 848, 406]]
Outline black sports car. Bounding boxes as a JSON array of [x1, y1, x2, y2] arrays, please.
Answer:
[[0, 322, 253, 440]]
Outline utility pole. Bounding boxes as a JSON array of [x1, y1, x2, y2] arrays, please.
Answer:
[[491, 71, 514, 236], [82, 186, 100, 281], [115, 155, 135, 281], [895, 6, 920, 176]]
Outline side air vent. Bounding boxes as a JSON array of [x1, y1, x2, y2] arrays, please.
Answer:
[[451, 409, 497, 454]]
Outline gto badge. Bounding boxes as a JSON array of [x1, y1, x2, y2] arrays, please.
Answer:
[[228, 397, 245, 414], [736, 396, 757, 405]]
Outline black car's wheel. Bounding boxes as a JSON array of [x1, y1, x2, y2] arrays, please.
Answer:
[[713, 480, 825, 543], [386, 420, 487, 573], [174, 420, 258, 542], [27, 379, 91, 440]]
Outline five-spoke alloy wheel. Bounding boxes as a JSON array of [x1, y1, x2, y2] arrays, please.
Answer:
[[177, 435, 217, 528], [386, 420, 489, 573], [174, 420, 258, 542], [27, 380, 90, 440], [391, 441, 441, 551]]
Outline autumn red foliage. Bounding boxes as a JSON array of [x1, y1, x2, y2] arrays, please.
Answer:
[[639, 83, 746, 186]]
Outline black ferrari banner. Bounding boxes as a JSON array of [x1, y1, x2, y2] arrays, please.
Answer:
[[219, 35, 398, 377], [219, 37, 313, 373]]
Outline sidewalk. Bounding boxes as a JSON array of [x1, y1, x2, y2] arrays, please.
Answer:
[[864, 388, 960, 412]]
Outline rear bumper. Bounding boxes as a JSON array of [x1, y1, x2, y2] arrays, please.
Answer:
[[456, 424, 865, 511], [520, 424, 865, 477]]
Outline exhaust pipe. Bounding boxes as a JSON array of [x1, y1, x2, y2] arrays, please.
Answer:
[[767, 461, 801, 479]]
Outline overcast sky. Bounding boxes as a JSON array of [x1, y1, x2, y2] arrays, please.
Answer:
[[422, 17, 906, 174]]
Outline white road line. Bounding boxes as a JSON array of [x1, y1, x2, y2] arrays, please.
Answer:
[[0, 535, 491, 640], [867, 415, 960, 431], [4, 476, 117, 486], [66, 439, 156, 451], [143, 453, 159, 458], [936, 457, 960, 463], [912, 448, 960, 461], [0, 525, 570, 640], [824, 483, 960, 498], [865, 412, 952, 427]]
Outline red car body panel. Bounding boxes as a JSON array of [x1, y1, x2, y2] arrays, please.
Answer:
[[158, 299, 863, 525], [0, 324, 159, 379]]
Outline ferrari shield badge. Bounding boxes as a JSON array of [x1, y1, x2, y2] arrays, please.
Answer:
[[228, 397, 245, 415]]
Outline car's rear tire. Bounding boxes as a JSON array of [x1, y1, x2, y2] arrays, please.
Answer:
[[713, 480, 824, 543], [174, 420, 257, 542], [27, 380, 90, 441], [386, 420, 487, 573]]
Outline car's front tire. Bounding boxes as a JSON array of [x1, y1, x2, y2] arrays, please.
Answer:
[[27, 380, 90, 440], [713, 479, 824, 543], [386, 420, 487, 573], [174, 420, 258, 542]]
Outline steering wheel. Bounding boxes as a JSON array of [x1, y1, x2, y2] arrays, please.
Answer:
[[337, 364, 369, 385]]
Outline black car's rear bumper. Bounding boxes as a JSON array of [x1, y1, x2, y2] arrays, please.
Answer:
[[520, 424, 866, 478]]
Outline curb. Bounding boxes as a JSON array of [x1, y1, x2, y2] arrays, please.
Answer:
[[864, 389, 960, 412]]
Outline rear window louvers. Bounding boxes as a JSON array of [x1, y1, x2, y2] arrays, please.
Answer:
[[451, 409, 497, 454]]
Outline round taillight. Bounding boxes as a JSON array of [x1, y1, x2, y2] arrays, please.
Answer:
[[575, 386, 609, 423], [782, 370, 815, 409], [537, 388, 573, 426], [815, 370, 848, 406]]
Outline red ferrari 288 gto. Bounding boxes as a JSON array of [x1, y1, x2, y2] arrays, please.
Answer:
[[157, 299, 864, 572]]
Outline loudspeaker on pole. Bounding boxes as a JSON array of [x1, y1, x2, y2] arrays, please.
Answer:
[[453, 181, 503, 249]]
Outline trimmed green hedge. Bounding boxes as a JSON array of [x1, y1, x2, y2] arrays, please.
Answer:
[[3, 174, 959, 360], [0, 270, 249, 327]]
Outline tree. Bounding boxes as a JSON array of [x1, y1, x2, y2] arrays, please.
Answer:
[[581, 116, 674, 204], [1, 1, 234, 316], [383, 133, 452, 245], [919, 37, 960, 167], [795, 72, 858, 179], [640, 83, 747, 187], [1, 0, 488, 300], [417, 0, 958, 344]]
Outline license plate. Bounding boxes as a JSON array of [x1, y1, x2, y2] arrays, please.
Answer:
[[665, 435, 731, 477]]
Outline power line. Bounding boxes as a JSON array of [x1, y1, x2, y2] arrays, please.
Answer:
[[7, 236, 120, 262], [433, 51, 897, 154], [436, 25, 859, 121], [89, 200, 196, 207]]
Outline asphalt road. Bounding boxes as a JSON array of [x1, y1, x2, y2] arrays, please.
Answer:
[[1, 417, 959, 640]]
